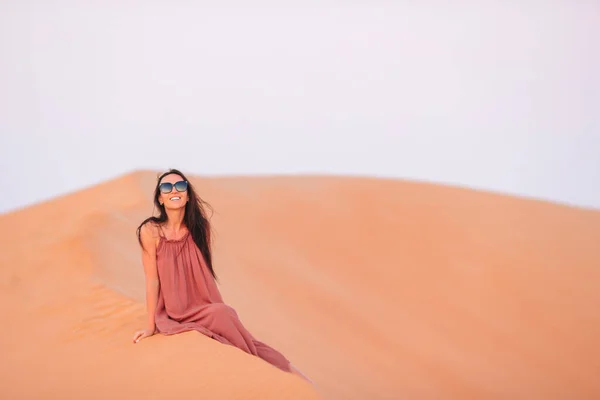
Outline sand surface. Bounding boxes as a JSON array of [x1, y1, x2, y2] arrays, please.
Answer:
[[1, 171, 599, 399]]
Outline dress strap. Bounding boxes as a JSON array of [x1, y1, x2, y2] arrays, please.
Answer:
[[157, 224, 167, 239]]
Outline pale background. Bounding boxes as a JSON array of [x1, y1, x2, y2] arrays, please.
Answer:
[[1, 1, 599, 213]]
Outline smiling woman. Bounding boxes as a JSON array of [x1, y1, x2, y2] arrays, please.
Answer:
[[132, 169, 312, 383]]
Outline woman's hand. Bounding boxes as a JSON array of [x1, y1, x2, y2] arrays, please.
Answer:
[[133, 328, 155, 343]]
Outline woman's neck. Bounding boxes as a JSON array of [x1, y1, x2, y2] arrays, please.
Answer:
[[164, 208, 185, 231]]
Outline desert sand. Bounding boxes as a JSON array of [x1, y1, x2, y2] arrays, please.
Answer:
[[1, 170, 599, 399]]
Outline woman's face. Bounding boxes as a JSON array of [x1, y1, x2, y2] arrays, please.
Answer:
[[158, 174, 189, 210]]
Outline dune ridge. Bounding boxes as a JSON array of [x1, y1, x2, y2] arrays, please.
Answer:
[[1, 170, 599, 399]]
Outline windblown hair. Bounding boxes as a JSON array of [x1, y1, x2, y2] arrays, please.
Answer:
[[136, 168, 217, 280]]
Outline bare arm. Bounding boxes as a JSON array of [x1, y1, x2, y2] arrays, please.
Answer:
[[140, 222, 160, 332]]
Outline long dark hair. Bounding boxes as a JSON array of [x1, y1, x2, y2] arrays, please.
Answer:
[[136, 169, 217, 280]]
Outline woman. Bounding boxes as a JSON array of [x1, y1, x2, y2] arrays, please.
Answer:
[[132, 169, 311, 383]]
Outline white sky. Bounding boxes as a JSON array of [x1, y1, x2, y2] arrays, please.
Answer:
[[1, 1, 599, 213]]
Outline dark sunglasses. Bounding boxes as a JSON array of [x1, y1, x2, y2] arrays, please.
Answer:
[[159, 180, 188, 194]]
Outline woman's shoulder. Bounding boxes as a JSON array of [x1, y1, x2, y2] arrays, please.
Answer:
[[139, 219, 163, 241]]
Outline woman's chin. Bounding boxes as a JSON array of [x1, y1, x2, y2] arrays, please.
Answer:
[[164, 201, 186, 210]]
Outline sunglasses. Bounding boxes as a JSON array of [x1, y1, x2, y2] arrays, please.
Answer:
[[159, 180, 188, 194]]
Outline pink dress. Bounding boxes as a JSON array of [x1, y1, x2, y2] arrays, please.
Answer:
[[153, 230, 292, 373]]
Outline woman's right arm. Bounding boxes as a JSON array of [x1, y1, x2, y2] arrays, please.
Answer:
[[133, 223, 160, 343]]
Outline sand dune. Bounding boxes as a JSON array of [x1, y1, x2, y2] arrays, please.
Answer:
[[1, 170, 599, 399]]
